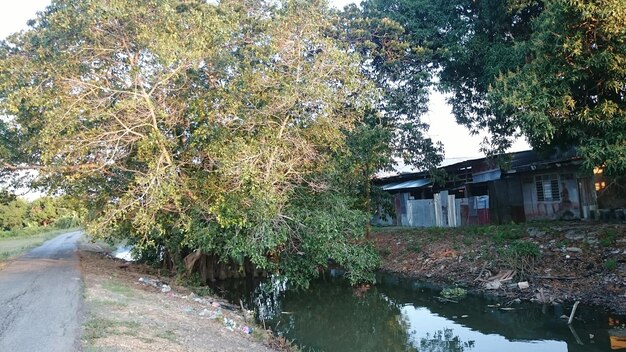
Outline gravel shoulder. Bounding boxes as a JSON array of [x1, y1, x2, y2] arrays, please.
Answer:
[[372, 222, 626, 314], [79, 248, 278, 352]]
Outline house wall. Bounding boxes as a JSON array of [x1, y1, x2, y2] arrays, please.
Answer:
[[521, 170, 582, 220], [489, 178, 525, 224]]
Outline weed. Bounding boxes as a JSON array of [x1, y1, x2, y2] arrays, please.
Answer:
[[499, 240, 540, 279], [557, 239, 571, 248], [408, 242, 421, 253], [492, 225, 524, 244], [440, 287, 467, 299], [84, 318, 140, 340], [89, 299, 128, 308], [462, 237, 473, 246], [155, 329, 177, 342], [182, 273, 216, 296], [190, 286, 214, 297], [604, 259, 618, 271], [600, 229, 619, 247]]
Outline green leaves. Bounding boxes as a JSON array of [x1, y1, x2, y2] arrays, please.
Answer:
[[0, 0, 380, 287], [365, 0, 625, 174], [489, 0, 626, 174]]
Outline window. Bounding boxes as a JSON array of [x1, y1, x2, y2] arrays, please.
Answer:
[[535, 174, 560, 201]]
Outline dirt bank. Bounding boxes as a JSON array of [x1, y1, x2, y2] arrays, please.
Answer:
[[78, 249, 286, 352], [371, 222, 626, 314]]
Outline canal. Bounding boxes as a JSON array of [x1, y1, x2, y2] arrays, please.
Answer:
[[215, 273, 626, 352]]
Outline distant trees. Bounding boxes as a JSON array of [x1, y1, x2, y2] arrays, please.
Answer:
[[0, 193, 82, 232], [0, 198, 29, 230]]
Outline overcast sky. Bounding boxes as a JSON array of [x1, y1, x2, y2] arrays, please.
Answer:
[[0, 0, 530, 168]]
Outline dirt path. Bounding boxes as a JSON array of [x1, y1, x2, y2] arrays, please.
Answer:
[[0, 230, 84, 352], [79, 249, 278, 352]]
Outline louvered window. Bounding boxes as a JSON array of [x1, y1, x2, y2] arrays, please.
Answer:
[[535, 175, 560, 201]]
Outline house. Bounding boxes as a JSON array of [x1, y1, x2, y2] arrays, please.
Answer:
[[373, 149, 601, 227]]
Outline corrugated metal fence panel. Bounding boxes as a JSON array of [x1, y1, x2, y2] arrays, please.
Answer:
[[455, 198, 462, 227], [447, 195, 456, 227], [406, 199, 436, 227]]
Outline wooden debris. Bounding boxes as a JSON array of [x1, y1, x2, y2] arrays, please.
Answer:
[[483, 270, 516, 290]]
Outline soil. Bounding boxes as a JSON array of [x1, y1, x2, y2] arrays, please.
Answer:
[[78, 247, 285, 352], [371, 222, 626, 314]]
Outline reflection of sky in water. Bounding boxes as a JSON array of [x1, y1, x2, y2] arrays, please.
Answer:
[[403, 306, 568, 352]]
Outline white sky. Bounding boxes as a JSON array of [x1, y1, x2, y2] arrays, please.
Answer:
[[0, 0, 530, 166]]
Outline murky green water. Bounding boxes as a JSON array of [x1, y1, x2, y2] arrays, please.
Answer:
[[214, 273, 626, 352]]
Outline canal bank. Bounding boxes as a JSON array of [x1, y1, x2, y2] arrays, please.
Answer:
[[217, 271, 626, 352], [371, 222, 626, 315]]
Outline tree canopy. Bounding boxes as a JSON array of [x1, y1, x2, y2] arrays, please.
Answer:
[[361, 0, 626, 174], [0, 0, 385, 287]]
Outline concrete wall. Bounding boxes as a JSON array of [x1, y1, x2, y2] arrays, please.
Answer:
[[522, 173, 581, 220]]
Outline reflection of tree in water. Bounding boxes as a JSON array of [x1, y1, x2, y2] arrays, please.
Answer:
[[263, 280, 414, 352], [415, 328, 475, 352]]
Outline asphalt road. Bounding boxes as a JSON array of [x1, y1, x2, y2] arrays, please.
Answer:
[[0, 230, 83, 352]]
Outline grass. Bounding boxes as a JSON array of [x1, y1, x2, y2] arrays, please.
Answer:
[[90, 299, 129, 308], [155, 329, 177, 343], [374, 222, 559, 247], [0, 225, 80, 239], [84, 317, 140, 340], [0, 227, 80, 261], [408, 241, 421, 253], [102, 281, 135, 297], [604, 259, 618, 271], [600, 228, 619, 247]]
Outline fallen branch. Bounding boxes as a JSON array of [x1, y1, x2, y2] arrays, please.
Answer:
[[534, 275, 577, 280], [474, 262, 488, 282], [436, 296, 458, 303], [568, 301, 580, 325]]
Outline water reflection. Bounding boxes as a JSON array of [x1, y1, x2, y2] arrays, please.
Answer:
[[403, 306, 565, 352], [212, 274, 624, 352], [413, 327, 474, 352]]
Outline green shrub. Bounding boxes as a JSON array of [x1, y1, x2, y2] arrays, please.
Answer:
[[604, 259, 618, 271], [507, 240, 540, 258], [600, 229, 619, 247], [500, 240, 540, 278]]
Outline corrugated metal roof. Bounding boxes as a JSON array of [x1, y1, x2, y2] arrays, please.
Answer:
[[472, 169, 501, 183], [382, 178, 431, 191]]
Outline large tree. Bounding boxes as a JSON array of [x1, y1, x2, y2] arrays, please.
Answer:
[[363, 0, 626, 174], [337, 4, 443, 226], [0, 0, 380, 287], [490, 0, 626, 175]]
